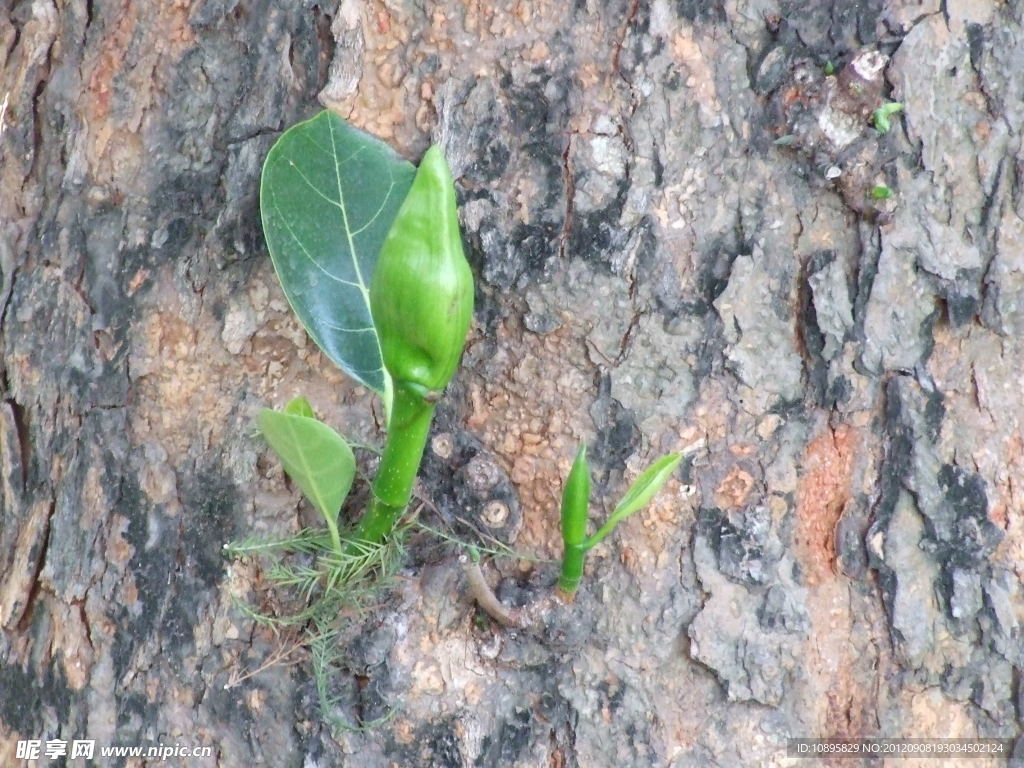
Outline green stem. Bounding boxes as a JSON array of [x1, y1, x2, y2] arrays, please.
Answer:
[[350, 382, 436, 546], [558, 543, 587, 596], [324, 517, 343, 555]]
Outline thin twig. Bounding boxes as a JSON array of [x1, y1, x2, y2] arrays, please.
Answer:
[[224, 635, 306, 690], [461, 556, 524, 628]]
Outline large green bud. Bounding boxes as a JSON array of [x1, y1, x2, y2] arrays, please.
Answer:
[[370, 145, 474, 395]]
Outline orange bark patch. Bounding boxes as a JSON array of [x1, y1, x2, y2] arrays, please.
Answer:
[[80, 0, 195, 185], [714, 465, 754, 508], [85, 1, 137, 124], [794, 424, 857, 585]]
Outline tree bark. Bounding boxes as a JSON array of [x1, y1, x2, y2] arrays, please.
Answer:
[[2, 1, 1022, 766]]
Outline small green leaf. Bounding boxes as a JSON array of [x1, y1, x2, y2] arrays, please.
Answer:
[[872, 102, 903, 133], [258, 404, 356, 552], [260, 110, 416, 399], [823, 60, 836, 76], [584, 453, 682, 549], [869, 184, 894, 200], [283, 396, 315, 418]]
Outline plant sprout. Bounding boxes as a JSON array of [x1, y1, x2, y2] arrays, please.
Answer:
[[872, 101, 903, 133], [869, 184, 894, 200], [558, 445, 682, 597], [234, 109, 692, 724], [258, 112, 471, 556]]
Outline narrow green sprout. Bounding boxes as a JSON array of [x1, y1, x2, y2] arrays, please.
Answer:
[[823, 60, 836, 76], [557, 447, 682, 597], [869, 184, 894, 200], [872, 101, 903, 133], [558, 445, 592, 595]]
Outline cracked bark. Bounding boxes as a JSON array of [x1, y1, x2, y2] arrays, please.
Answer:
[[2, 1, 1023, 767]]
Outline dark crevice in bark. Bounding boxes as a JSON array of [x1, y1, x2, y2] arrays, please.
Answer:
[[557, 132, 576, 262], [13, 497, 54, 633]]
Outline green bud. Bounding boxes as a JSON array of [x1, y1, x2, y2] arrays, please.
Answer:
[[370, 145, 474, 394]]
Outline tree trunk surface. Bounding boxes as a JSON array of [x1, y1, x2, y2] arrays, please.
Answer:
[[2, 0, 1022, 766]]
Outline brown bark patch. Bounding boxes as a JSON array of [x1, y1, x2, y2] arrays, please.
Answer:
[[465, 320, 591, 554], [994, 433, 1024, 576], [52, 600, 94, 690], [0, 499, 51, 629], [80, 0, 195, 185], [85, 2, 138, 123], [794, 424, 856, 586], [713, 465, 754, 508]]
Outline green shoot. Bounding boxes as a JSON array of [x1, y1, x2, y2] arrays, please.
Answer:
[[872, 101, 903, 133], [557, 446, 682, 597], [869, 184, 894, 200], [239, 118, 474, 730], [558, 445, 591, 595]]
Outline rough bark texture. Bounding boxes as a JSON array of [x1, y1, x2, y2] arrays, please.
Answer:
[[2, 0, 1022, 766]]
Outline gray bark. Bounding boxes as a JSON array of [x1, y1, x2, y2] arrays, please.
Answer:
[[1, 0, 1022, 766]]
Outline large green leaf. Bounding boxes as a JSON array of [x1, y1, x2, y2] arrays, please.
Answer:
[[260, 111, 416, 396], [258, 397, 356, 552]]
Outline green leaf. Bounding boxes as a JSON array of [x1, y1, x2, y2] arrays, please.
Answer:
[[584, 453, 682, 549], [260, 110, 416, 398], [869, 184, 894, 200], [258, 404, 356, 552], [283, 396, 315, 418]]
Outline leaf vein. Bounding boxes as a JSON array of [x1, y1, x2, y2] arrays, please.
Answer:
[[269, 187, 362, 289]]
